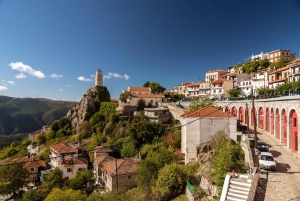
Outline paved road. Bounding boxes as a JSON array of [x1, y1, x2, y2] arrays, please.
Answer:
[[252, 127, 300, 201]]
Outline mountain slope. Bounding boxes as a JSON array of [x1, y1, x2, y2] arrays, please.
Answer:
[[0, 96, 76, 135]]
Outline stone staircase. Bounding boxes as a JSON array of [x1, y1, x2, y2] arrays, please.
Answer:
[[220, 173, 253, 201], [225, 175, 252, 201]]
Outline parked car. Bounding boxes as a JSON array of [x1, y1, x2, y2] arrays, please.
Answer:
[[259, 152, 276, 171], [257, 140, 269, 153], [176, 104, 185, 109]]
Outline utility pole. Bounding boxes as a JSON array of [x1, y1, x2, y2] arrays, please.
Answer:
[[115, 158, 118, 192], [246, 103, 250, 138], [251, 88, 259, 167]]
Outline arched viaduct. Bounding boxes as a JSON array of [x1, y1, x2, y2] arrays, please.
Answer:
[[216, 96, 300, 155]]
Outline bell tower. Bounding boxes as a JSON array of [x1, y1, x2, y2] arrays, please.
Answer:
[[95, 69, 103, 86]]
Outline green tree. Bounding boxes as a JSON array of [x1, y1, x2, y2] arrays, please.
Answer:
[[58, 117, 71, 129], [95, 86, 111, 103], [188, 96, 215, 112], [67, 169, 94, 194], [40, 167, 64, 193], [37, 133, 47, 145], [137, 144, 178, 192], [143, 81, 150, 87], [22, 189, 44, 201], [0, 163, 29, 196], [227, 88, 240, 98], [149, 82, 166, 94], [137, 99, 146, 111], [212, 144, 245, 179], [50, 120, 59, 132], [44, 188, 87, 201], [119, 91, 131, 103], [152, 163, 187, 200], [99, 102, 118, 121]]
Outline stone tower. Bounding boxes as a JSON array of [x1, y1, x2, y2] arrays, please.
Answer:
[[95, 69, 103, 86]]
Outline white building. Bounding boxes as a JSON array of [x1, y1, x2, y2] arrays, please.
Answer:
[[180, 106, 240, 164], [186, 82, 200, 98], [288, 58, 300, 83], [251, 52, 268, 61], [239, 79, 252, 97], [251, 69, 269, 96], [199, 82, 211, 97], [49, 143, 88, 178]]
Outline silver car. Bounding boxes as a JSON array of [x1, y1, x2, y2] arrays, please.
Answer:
[[259, 152, 276, 171]]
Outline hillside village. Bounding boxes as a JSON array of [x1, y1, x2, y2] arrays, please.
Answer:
[[0, 48, 300, 200]]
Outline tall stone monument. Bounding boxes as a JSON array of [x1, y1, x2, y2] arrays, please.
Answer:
[[95, 69, 103, 86]]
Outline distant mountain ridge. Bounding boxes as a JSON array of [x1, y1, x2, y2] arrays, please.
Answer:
[[0, 96, 76, 135]]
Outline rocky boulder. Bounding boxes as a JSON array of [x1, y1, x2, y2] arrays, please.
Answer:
[[66, 86, 110, 133]]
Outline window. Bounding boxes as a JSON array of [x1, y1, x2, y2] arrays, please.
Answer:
[[30, 168, 34, 172], [128, 175, 131, 179], [294, 118, 297, 127], [67, 168, 72, 172]]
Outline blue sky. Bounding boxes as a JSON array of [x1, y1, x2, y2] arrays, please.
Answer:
[[0, 0, 299, 101]]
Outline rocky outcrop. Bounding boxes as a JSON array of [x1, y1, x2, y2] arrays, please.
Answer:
[[66, 86, 110, 133]]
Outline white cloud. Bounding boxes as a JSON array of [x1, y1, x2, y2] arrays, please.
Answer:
[[9, 62, 45, 79], [15, 73, 26, 79], [78, 76, 92, 82], [0, 86, 8, 91], [124, 74, 130, 80], [67, 84, 71, 87], [90, 75, 95, 77], [8, 81, 16, 85], [103, 72, 130, 80], [50, 73, 63, 79], [59, 88, 64, 91]]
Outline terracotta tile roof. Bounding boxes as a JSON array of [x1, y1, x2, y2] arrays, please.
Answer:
[[211, 78, 231, 84], [93, 146, 113, 153], [129, 87, 151, 92], [58, 157, 88, 166], [268, 66, 289, 75], [50, 143, 79, 154], [223, 72, 237, 77], [178, 82, 193, 86], [10, 157, 46, 168], [94, 155, 115, 165], [181, 106, 233, 118], [110, 99, 118, 103], [287, 58, 300, 64], [130, 94, 163, 98], [207, 69, 227, 73], [101, 158, 139, 176], [186, 82, 200, 87]]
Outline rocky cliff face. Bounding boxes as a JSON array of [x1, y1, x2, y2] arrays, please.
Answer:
[[66, 86, 110, 133]]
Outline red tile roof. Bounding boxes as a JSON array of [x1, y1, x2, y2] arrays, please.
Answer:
[[268, 66, 289, 75], [93, 146, 113, 153], [94, 155, 115, 165], [130, 94, 163, 98], [181, 106, 233, 118], [178, 82, 194, 86], [110, 99, 118, 103], [10, 157, 46, 168], [223, 72, 237, 77], [186, 82, 200, 87], [208, 69, 227, 73], [129, 87, 151, 92], [50, 143, 79, 154], [101, 158, 139, 176], [288, 58, 300, 64]]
